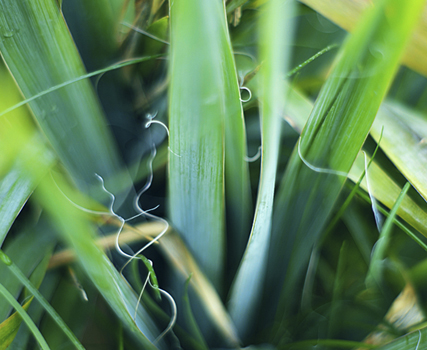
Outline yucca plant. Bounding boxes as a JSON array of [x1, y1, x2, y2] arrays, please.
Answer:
[[1, 0, 427, 349]]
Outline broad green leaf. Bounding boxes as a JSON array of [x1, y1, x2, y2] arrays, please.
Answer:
[[269, 0, 425, 325], [0, 0, 128, 198], [2, 118, 160, 348], [299, 0, 427, 78], [284, 85, 427, 239], [168, 0, 251, 288], [228, 0, 294, 337], [0, 297, 32, 350]]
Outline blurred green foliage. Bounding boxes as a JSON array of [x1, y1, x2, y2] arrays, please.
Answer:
[[1, 0, 427, 349]]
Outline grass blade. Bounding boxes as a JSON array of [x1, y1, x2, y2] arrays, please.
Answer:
[[0, 167, 34, 248], [34, 172, 160, 349], [168, 0, 250, 289], [0, 223, 55, 321], [269, 0, 425, 326], [284, 85, 427, 238], [154, 228, 240, 347], [370, 101, 427, 202], [0, 0, 127, 196], [0, 62, 41, 247], [0, 250, 85, 350], [0, 284, 50, 350], [0, 297, 32, 350], [182, 276, 209, 350], [228, 0, 294, 337], [366, 182, 411, 288], [349, 154, 427, 239]]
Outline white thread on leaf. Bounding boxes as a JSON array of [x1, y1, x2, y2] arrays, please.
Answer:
[[54, 137, 176, 342], [415, 329, 421, 350], [145, 120, 170, 136], [52, 173, 113, 217], [363, 151, 383, 232], [145, 113, 181, 158], [134, 259, 152, 320], [239, 86, 252, 103], [297, 138, 348, 177], [244, 145, 262, 162], [96, 141, 175, 340], [154, 288, 177, 344], [132, 256, 177, 343]]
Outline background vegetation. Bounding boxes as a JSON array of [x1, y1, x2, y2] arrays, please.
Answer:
[[1, 0, 427, 349]]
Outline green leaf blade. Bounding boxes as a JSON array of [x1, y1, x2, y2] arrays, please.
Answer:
[[0, 297, 32, 350], [0, 0, 127, 196], [371, 101, 427, 203], [228, 0, 294, 338], [269, 0, 426, 324], [168, 0, 250, 289], [35, 173, 160, 349]]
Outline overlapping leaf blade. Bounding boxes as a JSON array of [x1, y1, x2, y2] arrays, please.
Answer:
[[0, 0, 128, 198], [370, 101, 427, 202], [0, 61, 42, 247], [268, 0, 425, 327], [284, 85, 427, 238], [228, 0, 294, 337], [168, 0, 250, 289]]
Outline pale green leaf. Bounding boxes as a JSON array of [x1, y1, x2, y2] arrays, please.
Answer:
[[371, 101, 427, 203], [269, 0, 425, 323], [0, 168, 34, 248], [168, 0, 251, 288], [228, 0, 294, 337], [348, 154, 427, 239], [0, 0, 128, 198]]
